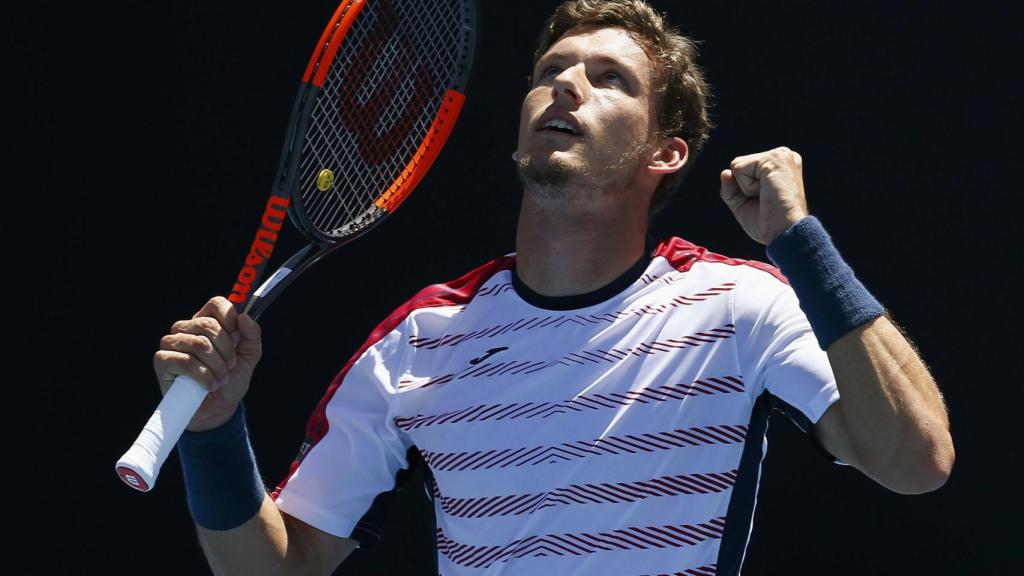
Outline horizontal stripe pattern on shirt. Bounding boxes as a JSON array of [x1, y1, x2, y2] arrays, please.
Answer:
[[432, 469, 738, 518], [436, 517, 726, 569], [408, 282, 735, 350], [421, 425, 748, 472], [395, 375, 744, 430]]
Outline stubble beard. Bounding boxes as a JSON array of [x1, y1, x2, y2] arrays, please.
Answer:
[[515, 152, 577, 195], [515, 140, 652, 203]]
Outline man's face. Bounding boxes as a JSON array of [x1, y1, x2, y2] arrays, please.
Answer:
[[515, 26, 658, 193]]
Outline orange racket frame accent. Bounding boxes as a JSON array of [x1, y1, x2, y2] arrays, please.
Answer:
[[303, 0, 366, 88], [374, 90, 466, 213]]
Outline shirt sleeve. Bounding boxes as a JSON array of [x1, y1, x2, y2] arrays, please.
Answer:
[[733, 265, 840, 428], [273, 327, 415, 540]]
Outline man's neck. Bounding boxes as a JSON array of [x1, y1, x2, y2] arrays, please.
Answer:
[[514, 192, 650, 297]]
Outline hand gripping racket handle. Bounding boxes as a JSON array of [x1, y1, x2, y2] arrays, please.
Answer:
[[114, 255, 312, 493], [115, 376, 209, 492]]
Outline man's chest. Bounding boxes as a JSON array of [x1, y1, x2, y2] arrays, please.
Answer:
[[391, 290, 753, 465]]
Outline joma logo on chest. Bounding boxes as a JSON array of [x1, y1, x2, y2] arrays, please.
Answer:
[[469, 347, 509, 365]]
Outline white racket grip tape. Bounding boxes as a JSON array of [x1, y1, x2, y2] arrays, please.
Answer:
[[115, 375, 209, 492]]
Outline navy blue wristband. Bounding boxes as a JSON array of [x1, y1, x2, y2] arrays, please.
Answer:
[[177, 403, 266, 530], [766, 216, 885, 349]]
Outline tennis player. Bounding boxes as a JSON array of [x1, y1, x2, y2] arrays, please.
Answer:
[[153, 1, 954, 574]]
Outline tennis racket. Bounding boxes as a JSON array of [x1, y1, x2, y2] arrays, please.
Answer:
[[116, 0, 477, 492]]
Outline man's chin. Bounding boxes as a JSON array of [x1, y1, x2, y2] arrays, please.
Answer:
[[516, 153, 581, 189]]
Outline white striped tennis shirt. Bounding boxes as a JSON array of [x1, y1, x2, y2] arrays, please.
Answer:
[[273, 237, 839, 576]]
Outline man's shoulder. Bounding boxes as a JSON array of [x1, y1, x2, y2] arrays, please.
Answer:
[[654, 235, 789, 286], [407, 254, 516, 307], [389, 254, 515, 322], [361, 254, 516, 346]]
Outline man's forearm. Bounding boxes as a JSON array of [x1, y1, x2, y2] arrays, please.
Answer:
[[177, 405, 356, 574], [826, 315, 954, 492], [197, 494, 357, 576], [196, 494, 299, 575], [764, 216, 954, 493]]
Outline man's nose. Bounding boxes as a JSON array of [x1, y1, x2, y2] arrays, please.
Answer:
[[551, 63, 588, 107]]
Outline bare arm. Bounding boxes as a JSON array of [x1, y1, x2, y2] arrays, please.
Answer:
[[196, 494, 357, 576], [815, 315, 953, 493], [720, 147, 954, 494], [154, 296, 358, 574]]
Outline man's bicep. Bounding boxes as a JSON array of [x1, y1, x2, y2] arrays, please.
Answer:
[[283, 510, 360, 575]]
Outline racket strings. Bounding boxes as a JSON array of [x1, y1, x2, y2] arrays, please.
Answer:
[[297, 0, 469, 238]]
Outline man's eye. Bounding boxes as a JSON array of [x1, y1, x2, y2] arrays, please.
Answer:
[[600, 71, 624, 86], [541, 66, 562, 78]]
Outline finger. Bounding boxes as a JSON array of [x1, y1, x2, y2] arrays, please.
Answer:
[[729, 155, 764, 197], [192, 296, 240, 338], [720, 169, 761, 216], [169, 315, 238, 373], [160, 331, 231, 382], [153, 349, 218, 393], [728, 152, 765, 178], [719, 169, 747, 213], [788, 149, 802, 168], [733, 171, 760, 197]]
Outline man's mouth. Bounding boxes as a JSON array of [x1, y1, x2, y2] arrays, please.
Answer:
[[539, 118, 580, 136]]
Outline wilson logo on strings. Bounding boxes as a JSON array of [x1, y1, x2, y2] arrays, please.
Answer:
[[336, 0, 434, 165]]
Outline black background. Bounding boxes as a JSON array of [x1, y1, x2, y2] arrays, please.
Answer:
[[26, 0, 1020, 573]]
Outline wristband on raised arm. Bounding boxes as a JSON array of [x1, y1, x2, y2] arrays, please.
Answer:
[[766, 216, 885, 349]]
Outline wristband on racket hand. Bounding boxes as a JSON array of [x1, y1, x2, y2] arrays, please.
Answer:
[[177, 403, 266, 530], [766, 216, 885, 349]]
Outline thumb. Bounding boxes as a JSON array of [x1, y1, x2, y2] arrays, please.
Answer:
[[236, 313, 263, 364]]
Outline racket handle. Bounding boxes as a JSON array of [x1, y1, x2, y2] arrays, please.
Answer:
[[115, 375, 209, 492]]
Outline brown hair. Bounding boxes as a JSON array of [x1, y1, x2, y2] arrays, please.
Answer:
[[532, 0, 713, 213]]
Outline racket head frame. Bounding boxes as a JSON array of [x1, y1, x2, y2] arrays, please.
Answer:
[[239, 0, 478, 318]]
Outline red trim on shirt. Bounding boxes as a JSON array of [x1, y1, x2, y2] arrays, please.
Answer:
[[653, 237, 790, 285], [271, 256, 516, 499]]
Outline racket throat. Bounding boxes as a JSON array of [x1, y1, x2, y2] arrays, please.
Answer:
[[243, 244, 335, 320]]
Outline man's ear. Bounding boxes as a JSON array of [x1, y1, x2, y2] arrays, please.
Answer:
[[647, 136, 688, 175]]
